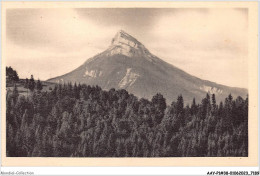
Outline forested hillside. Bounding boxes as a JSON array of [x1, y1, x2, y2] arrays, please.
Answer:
[[6, 83, 248, 157]]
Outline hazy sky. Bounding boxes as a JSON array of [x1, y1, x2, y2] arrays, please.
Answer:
[[6, 8, 248, 88]]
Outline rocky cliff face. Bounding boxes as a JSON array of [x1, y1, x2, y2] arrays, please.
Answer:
[[48, 30, 247, 104], [107, 30, 154, 59]]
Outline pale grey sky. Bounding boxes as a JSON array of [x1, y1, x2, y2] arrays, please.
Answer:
[[6, 8, 248, 88]]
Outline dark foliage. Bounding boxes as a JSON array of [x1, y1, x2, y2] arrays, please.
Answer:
[[6, 66, 19, 83], [36, 79, 43, 91], [28, 75, 36, 92], [6, 83, 248, 157]]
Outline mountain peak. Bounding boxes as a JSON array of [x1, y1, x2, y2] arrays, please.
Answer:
[[108, 30, 152, 58], [117, 30, 131, 37], [111, 30, 140, 46]]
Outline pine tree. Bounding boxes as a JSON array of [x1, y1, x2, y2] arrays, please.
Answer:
[[200, 93, 211, 119], [36, 79, 43, 92], [6, 66, 19, 83], [191, 98, 198, 115], [211, 94, 217, 115], [28, 75, 35, 92], [176, 95, 184, 115], [151, 93, 166, 125], [212, 94, 216, 109]]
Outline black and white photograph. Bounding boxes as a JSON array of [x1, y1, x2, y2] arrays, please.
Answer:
[[1, 2, 258, 169]]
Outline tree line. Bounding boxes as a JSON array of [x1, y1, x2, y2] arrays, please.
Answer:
[[6, 66, 43, 92], [24, 75, 43, 92], [6, 82, 248, 157]]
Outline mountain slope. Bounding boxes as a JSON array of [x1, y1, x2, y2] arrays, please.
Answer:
[[48, 30, 247, 104]]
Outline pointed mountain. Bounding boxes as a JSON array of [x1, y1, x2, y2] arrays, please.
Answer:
[[48, 30, 247, 103]]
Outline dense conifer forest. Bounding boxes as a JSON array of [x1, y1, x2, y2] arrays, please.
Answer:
[[6, 81, 248, 157]]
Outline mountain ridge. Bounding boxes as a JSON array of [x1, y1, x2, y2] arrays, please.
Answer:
[[48, 30, 247, 104]]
